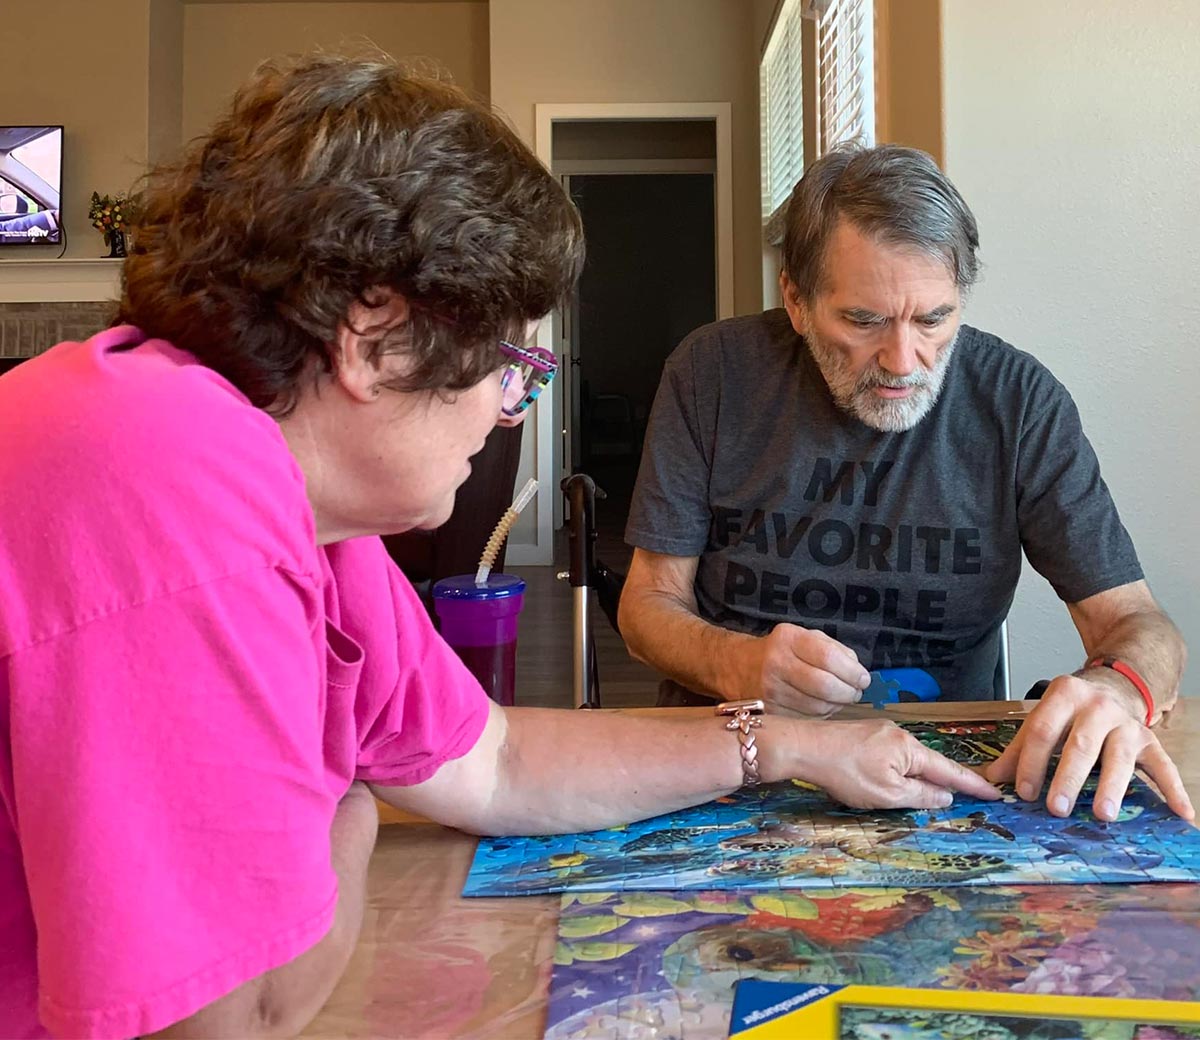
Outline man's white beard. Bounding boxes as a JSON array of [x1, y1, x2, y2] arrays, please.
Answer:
[[804, 322, 959, 432]]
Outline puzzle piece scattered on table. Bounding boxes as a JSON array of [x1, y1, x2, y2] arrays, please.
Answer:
[[464, 719, 1200, 897]]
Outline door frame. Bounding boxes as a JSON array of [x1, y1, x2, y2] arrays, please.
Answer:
[[559, 164, 716, 490], [506, 102, 733, 566]]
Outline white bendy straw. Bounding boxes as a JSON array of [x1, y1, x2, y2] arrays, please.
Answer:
[[475, 478, 539, 585]]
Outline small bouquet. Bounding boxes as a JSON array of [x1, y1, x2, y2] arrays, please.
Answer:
[[88, 192, 133, 238]]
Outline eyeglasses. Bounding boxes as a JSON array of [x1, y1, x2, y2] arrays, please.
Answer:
[[498, 340, 558, 417]]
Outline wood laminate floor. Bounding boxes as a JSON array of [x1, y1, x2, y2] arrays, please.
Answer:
[[508, 532, 664, 709]]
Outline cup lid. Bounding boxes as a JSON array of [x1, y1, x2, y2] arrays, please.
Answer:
[[432, 573, 527, 601]]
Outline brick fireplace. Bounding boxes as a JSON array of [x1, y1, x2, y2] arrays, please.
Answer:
[[0, 259, 122, 372], [0, 300, 116, 359]]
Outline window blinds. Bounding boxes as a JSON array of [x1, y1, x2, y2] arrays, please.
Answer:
[[761, 0, 875, 225], [816, 0, 876, 157], [760, 0, 806, 220]]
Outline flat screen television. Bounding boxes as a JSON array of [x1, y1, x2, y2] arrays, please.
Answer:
[[0, 125, 63, 246]]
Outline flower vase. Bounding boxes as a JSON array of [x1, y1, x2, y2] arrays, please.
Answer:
[[105, 229, 127, 259]]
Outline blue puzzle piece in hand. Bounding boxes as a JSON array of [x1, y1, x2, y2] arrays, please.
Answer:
[[862, 672, 901, 709]]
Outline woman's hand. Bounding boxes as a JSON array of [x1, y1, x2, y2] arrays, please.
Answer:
[[765, 718, 1002, 810]]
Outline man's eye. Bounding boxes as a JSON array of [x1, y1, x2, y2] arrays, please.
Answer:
[[919, 315, 946, 327], [851, 317, 883, 328]]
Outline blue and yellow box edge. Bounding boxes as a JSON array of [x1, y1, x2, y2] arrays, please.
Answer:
[[728, 978, 1200, 1038]]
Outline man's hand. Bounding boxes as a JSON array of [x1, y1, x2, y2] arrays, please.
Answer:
[[793, 719, 1003, 809], [984, 673, 1194, 822], [736, 623, 871, 716]]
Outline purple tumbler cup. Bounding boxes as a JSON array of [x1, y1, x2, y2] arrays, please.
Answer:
[[432, 574, 526, 706]]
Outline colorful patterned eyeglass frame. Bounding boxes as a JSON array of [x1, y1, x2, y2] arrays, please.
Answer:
[[499, 340, 558, 416]]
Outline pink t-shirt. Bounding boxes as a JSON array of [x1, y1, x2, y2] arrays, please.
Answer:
[[0, 327, 491, 1038]]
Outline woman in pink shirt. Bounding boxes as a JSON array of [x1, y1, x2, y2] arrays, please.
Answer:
[[0, 52, 999, 1039]]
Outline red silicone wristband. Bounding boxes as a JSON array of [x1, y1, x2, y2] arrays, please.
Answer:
[[1087, 655, 1154, 727]]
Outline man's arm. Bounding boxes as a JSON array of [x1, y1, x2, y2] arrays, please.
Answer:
[[618, 547, 870, 716], [618, 548, 754, 700], [985, 580, 1192, 823], [1066, 579, 1184, 722], [620, 334, 865, 717], [374, 699, 1001, 836]]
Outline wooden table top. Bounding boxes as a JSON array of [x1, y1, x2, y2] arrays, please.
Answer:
[[302, 698, 1197, 1039]]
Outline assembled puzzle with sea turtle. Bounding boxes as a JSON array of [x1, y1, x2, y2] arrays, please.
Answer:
[[544, 884, 1200, 1039], [464, 720, 1200, 897]]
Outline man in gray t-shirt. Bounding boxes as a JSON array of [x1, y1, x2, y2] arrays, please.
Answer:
[[620, 144, 1190, 825]]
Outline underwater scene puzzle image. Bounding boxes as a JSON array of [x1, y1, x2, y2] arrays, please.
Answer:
[[465, 720, 1200, 897], [543, 883, 1200, 1040]]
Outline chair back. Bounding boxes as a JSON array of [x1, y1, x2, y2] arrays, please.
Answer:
[[992, 619, 1013, 700]]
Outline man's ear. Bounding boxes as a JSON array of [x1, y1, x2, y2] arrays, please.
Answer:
[[778, 271, 808, 336], [332, 290, 411, 403]]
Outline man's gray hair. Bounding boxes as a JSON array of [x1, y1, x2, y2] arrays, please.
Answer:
[[782, 143, 980, 298]]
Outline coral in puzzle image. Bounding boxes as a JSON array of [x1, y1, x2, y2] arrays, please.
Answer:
[[543, 884, 1200, 1040]]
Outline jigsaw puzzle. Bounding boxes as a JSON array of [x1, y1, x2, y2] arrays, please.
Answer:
[[727, 978, 1200, 1040], [543, 882, 1200, 1040], [464, 721, 1200, 897]]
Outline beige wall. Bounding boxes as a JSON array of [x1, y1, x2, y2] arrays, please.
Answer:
[[148, 0, 185, 166], [752, 0, 781, 56], [490, 0, 768, 554], [490, 0, 764, 317], [877, 0, 942, 166], [181, 1, 490, 143], [0, 0, 155, 257], [942, 0, 1200, 693], [0, 0, 489, 257]]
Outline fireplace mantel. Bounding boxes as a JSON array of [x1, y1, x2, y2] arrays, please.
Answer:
[[0, 258, 123, 304]]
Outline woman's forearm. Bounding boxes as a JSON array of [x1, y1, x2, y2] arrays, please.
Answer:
[[374, 701, 1000, 837], [377, 703, 814, 837], [477, 706, 749, 834]]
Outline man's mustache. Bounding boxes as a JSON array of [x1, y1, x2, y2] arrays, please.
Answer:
[[856, 369, 931, 392]]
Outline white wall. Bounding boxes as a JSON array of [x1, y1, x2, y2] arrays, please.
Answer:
[[942, 1, 1200, 695]]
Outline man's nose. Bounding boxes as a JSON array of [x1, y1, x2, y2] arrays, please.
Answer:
[[877, 323, 919, 378]]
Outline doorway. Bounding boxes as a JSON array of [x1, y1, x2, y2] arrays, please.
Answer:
[[563, 171, 716, 561], [513, 103, 732, 567]]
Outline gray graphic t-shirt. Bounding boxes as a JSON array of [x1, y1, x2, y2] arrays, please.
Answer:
[[625, 310, 1142, 700]]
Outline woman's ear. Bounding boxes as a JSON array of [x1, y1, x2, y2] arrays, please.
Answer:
[[332, 290, 411, 402]]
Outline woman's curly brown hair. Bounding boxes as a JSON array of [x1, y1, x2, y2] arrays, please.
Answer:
[[118, 51, 585, 416]]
